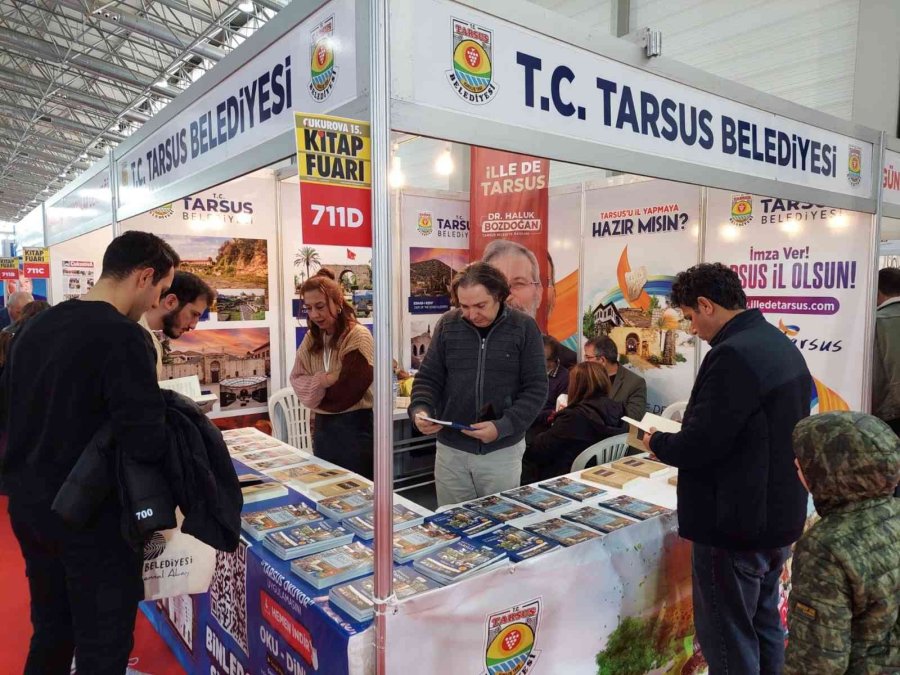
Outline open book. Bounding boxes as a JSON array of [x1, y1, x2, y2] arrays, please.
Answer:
[[159, 376, 219, 405], [622, 413, 682, 450]]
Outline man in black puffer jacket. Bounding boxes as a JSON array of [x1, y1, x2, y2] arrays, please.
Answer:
[[645, 263, 812, 675]]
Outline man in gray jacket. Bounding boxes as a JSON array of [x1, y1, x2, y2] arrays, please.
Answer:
[[411, 262, 548, 506], [873, 267, 900, 435]]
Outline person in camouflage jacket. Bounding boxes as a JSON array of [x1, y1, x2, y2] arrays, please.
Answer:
[[784, 412, 900, 674]]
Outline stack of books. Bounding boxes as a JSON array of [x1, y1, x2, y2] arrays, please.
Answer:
[[317, 488, 375, 520], [611, 457, 670, 478], [464, 495, 535, 523], [262, 520, 354, 560], [526, 518, 602, 547], [267, 464, 344, 485], [314, 477, 371, 499], [538, 477, 607, 502], [342, 504, 425, 540], [290, 541, 374, 590], [412, 540, 507, 585], [599, 495, 672, 521], [579, 465, 639, 489], [329, 567, 441, 622], [479, 525, 559, 562], [561, 506, 637, 534], [501, 485, 571, 512], [428, 507, 503, 538], [392, 523, 459, 564], [240, 503, 323, 541], [237, 473, 289, 504]]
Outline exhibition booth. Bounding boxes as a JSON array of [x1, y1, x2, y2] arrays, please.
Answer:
[[13, 0, 898, 673]]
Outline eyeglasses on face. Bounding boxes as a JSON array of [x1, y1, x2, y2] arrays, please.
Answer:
[[508, 280, 541, 292]]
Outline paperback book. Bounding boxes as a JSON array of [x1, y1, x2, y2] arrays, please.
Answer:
[[579, 466, 639, 489], [412, 539, 507, 585], [290, 541, 374, 590], [246, 454, 309, 472], [525, 518, 602, 547], [479, 525, 559, 562], [266, 465, 327, 483], [562, 506, 637, 533], [262, 520, 354, 560], [538, 477, 607, 502], [392, 523, 459, 564], [342, 505, 425, 540], [314, 478, 371, 499], [292, 468, 351, 485], [600, 495, 673, 521], [237, 474, 288, 504], [464, 495, 535, 522], [317, 488, 375, 520], [427, 507, 503, 538], [611, 457, 670, 478], [240, 503, 323, 540], [501, 485, 572, 512], [329, 567, 442, 622], [235, 447, 298, 463]]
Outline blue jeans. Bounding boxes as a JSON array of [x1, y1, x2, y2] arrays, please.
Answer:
[[692, 543, 790, 675]]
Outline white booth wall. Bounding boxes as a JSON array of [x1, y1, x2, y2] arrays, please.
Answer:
[[48, 226, 112, 305]]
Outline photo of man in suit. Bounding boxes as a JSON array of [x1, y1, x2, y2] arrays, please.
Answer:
[[583, 335, 647, 421]]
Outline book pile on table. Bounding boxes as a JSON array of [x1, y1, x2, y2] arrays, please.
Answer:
[[427, 506, 502, 538], [291, 541, 374, 590], [314, 477, 371, 499], [526, 517, 602, 547], [267, 464, 346, 485], [599, 495, 673, 521], [562, 506, 637, 533], [464, 495, 534, 523], [317, 488, 375, 520], [538, 477, 607, 502], [262, 521, 354, 560], [342, 504, 424, 540], [392, 523, 459, 564], [501, 485, 571, 512], [579, 465, 639, 489], [237, 473, 288, 504], [329, 566, 441, 622], [611, 457, 670, 478], [479, 525, 558, 562], [412, 539, 507, 585], [240, 503, 323, 541]]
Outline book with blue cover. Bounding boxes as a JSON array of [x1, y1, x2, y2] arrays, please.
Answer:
[[479, 525, 559, 562], [562, 506, 637, 533], [342, 504, 425, 540], [262, 520, 353, 560], [392, 522, 459, 563], [525, 518, 602, 547], [501, 485, 572, 512], [538, 477, 607, 502], [240, 503, 323, 541], [328, 566, 442, 622], [290, 541, 374, 589], [428, 506, 503, 538], [412, 539, 507, 585], [599, 495, 672, 521], [464, 495, 535, 523]]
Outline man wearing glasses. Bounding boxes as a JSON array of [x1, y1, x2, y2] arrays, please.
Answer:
[[583, 335, 647, 421]]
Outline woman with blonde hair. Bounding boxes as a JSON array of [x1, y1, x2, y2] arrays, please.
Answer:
[[526, 361, 627, 480], [290, 270, 375, 478]]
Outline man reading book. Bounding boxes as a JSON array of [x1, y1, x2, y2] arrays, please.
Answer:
[[642, 263, 811, 675]]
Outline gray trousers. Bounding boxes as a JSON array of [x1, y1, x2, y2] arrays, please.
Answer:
[[434, 439, 526, 507]]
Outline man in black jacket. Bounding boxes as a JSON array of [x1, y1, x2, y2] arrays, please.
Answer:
[[644, 263, 810, 675], [1, 231, 178, 675], [411, 262, 547, 506]]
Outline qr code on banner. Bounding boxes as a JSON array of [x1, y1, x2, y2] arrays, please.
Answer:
[[209, 540, 249, 656]]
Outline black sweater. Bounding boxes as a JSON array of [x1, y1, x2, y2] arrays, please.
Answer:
[[1, 300, 166, 504], [651, 309, 811, 550]]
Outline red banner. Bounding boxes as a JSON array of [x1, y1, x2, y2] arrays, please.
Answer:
[[260, 590, 316, 666], [469, 148, 550, 330], [299, 181, 372, 248]]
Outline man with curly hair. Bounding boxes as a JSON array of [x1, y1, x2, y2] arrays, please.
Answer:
[[642, 262, 812, 674]]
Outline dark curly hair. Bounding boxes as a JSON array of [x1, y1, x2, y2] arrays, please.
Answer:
[[450, 262, 511, 306], [670, 263, 746, 311]]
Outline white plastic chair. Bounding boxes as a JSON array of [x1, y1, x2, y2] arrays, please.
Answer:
[[661, 401, 688, 422], [570, 433, 630, 472], [268, 387, 313, 452]]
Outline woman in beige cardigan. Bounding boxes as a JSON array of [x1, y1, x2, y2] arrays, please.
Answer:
[[290, 270, 375, 478]]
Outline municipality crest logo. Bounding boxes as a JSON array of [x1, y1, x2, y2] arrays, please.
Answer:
[[848, 145, 862, 187], [417, 211, 433, 235], [447, 18, 497, 104], [729, 194, 753, 226], [481, 598, 541, 675], [309, 15, 337, 102], [150, 203, 174, 219]]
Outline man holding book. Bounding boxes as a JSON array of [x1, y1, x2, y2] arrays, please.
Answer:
[[642, 263, 811, 675]]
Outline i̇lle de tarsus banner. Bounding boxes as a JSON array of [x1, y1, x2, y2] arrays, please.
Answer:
[[294, 112, 372, 248]]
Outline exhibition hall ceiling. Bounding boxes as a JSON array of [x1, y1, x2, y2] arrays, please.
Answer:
[[0, 0, 285, 222]]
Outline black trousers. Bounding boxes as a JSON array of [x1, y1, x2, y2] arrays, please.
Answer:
[[313, 408, 374, 480], [8, 496, 144, 675]]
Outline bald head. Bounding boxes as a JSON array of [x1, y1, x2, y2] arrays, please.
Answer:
[[8, 291, 34, 322]]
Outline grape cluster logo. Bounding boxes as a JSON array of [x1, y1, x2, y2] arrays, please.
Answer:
[[729, 194, 753, 226], [417, 211, 434, 236], [447, 18, 498, 104], [309, 15, 337, 102], [481, 598, 541, 674], [847, 145, 862, 187]]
